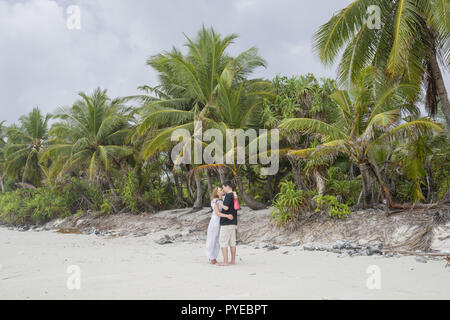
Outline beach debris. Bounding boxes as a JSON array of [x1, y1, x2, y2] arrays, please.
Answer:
[[415, 256, 427, 263], [82, 227, 100, 235], [18, 225, 30, 232], [132, 231, 149, 237], [288, 240, 301, 247], [445, 256, 450, 268], [304, 240, 386, 257], [263, 244, 279, 250], [155, 234, 174, 245]]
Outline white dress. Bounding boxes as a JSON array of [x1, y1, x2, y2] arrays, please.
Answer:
[[206, 199, 221, 260]]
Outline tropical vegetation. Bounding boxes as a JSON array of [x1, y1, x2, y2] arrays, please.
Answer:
[[0, 15, 448, 226]]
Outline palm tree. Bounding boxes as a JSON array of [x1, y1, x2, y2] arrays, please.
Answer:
[[140, 78, 275, 209], [0, 121, 6, 192], [280, 67, 443, 208], [263, 74, 338, 193], [136, 26, 268, 209], [314, 0, 450, 127], [206, 78, 275, 209], [42, 88, 133, 189], [4, 108, 50, 187]]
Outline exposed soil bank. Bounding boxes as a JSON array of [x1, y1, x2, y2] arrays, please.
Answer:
[[10, 205, 450, 255]]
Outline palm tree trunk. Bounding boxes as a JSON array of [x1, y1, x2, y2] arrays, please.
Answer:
[[425, 160, 434, 203], [267, 175, 274, 201], [358, 163, 373, 208], [0, 177, 4, 193], [367, 158, 407, 209], [314, 169, 326, 196], [105, 173, 120, 213], [288, 156, 307, 189], [218, 167, 227, 184], [349, 162, 354, 179], [428, 44, 450, 128], [441, 188, 450, 204], [193, 174, 203, 209], [206, 170, 213, 199], [233, 172, 266, 210], [173, 171, 186, 207]]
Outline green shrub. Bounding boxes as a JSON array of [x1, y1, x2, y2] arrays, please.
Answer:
[[28, 188, 71, 223], [0, 190, 30, 224], [315, 195, 351, 219], [0, 188, 72, 225], [119, 172, 140, 213], [56, 177, 103, 211], [270, 181, 306, 227], [99, 198, 113, 215], [436, 171, 450, 201], [144, 186, 174, 210], [394, 179, 415, 202], [326, 167, 361, 205]]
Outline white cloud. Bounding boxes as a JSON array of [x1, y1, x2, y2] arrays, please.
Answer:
[[0, 0, 352, 125]]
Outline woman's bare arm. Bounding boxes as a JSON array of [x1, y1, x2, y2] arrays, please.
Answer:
[[214, 202, 233, 220], [219, 202, 229, 211], [214, 202, 227, 218]]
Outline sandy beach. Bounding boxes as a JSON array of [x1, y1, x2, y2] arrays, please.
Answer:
[[1, 227, 449, 300]]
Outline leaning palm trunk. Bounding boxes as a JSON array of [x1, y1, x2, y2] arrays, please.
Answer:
[[358, 163, 373, 208], [173, 171, 187, 207], [314, 169, 326, 196], [428, 43, 450, 129], [193, 174, 203, 209], [368, 158, 407, 210], [206, 171, 213, 198], [233, 172, 266, 210], [288, 156, 307, 190], [218, 167, 228, 184]]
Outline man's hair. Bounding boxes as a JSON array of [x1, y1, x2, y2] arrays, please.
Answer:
[[222, 180, 233, 189]]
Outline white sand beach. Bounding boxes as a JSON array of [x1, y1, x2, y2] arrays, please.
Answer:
[[0, 227, 449, 300]]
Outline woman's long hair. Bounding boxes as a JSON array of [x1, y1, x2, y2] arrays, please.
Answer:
[[211, 187, 222, 201]]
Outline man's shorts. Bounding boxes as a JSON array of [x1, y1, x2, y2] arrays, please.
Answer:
[[219, 225, 237, 248]]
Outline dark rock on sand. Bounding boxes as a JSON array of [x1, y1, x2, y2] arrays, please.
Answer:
[[18, 225, 30, 232], [263, 244, 279, 250], [415, 256, 427, 263], [155, 234, 173, 245]]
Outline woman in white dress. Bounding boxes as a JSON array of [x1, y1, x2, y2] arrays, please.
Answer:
[[206, 187, 233, 264]]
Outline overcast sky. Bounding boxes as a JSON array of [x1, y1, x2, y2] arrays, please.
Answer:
[[1, 0, 356, 124]]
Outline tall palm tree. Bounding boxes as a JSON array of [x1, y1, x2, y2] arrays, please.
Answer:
[[205, 78, 275, 209], [140, 78, 275, 209], [42, 88, 133, 188], [136, 26, 268, 209], [280, 67, 443, 208], [0, 121, 6, 192], [4, 108, 50, 186], [314, 0, 450, 127]]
